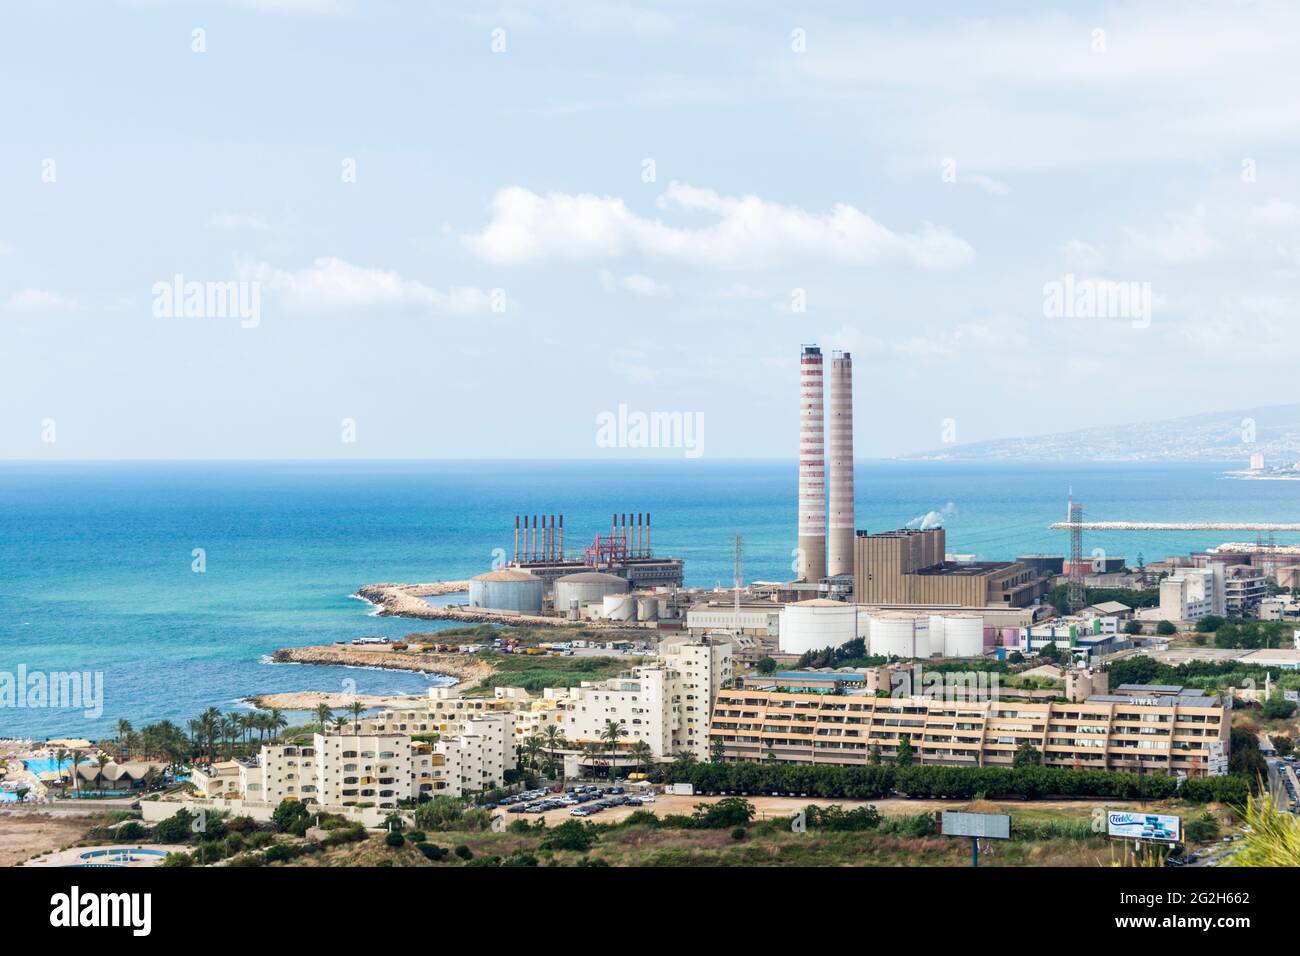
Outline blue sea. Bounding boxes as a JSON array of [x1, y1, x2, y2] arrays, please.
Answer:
[[2, 459, 1298, 739]]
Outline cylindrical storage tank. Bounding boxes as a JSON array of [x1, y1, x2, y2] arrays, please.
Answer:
[[567, 599, 580, 621], [943, 615, 984, 658], [927, 615, 947, 656], [468, 569, 544, 614], [779, 599, 857, 656], [553, 571, 629, 615], [868, 613, 921, 659], [913, 618, 932, 659], [656, 595, 671, 619], [635, 595, 659, 621], [603, 593, 636, 621]]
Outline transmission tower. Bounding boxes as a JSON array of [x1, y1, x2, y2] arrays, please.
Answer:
[[1067, 489, 1085, 613]]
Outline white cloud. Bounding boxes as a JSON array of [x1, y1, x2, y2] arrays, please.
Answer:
[[791, 4, 1300, 172], [1249, 198, 1300, 226], [622, 273, 672, 297], [465, 182, 974, 269], [210, 212, 271, 231], [1062, 239, 1106, 271], [0, 241, 14, 257], [1122, 205, 1221, 264], [2, 289, 79, 313], [237, 257, 497, 314], [962, 173, 1010, 196]]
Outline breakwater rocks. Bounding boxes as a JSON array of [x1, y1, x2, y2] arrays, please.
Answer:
[[269, 644, 493, 687]]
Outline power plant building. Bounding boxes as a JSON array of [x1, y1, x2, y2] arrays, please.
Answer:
[[853, 528, 1044, 608]]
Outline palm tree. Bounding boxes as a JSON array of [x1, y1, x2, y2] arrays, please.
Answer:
[[95, 752, 110, 791], [54, 749, 67, 791], [600, 720, 625, 780], [349, 700, 365, 735], [581, 742, 603, 780], [332, 715, 350, 735], [542, 725, 568, 781], [69, 749, 83, 792], [116, 719, 134, 760], [314, 704, 333, 736], [221, 714, 241, 758], [521, 733, 544, 772], [629, 740, 654, 777], [269, 708, 287, 743], [198, 707, 222, 762]]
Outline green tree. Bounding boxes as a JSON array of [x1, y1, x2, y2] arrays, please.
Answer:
[[314, 704, 333, 736], [1156, 620, 1177, 636], [1263, 694, 1298, 721], [600, 720, 625, 777], [755, 657, 777, 675], [521, 733, 544, 772], [581, 741, 604, 780], [1013, 741, 1041, 768], [895, 736, 914, 767], [628, 740, 654, 777], [542, 724, 568, 780], [1123, 620, 1143, 636]]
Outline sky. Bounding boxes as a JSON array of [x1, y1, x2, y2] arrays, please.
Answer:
[[4, 0, 1300, 460]]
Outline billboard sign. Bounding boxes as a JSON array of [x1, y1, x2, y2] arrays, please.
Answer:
[[941, 811, 1011, 840], [1107, 811, 1181, 843]]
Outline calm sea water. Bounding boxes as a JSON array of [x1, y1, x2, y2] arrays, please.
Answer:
[[2, 459, 1298, 739]]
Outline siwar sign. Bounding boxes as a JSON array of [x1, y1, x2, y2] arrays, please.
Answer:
[[1107, 811, 1181, 843]]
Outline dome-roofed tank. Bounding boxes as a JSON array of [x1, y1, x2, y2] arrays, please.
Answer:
[[554, 571, 628, 615], [468, 568, 544, 614]]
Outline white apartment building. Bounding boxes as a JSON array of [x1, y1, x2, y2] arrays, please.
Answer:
[[251, 717, 510, 808], [1159, 568, 1217, 622], [560, 634, 733, 760]]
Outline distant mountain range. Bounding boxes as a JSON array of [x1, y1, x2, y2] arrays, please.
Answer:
[[903, 404, 1300, 462]]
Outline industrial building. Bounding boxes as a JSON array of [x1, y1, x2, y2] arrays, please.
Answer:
[[710, 684, 1229, 777], [853, 528, 1045, 607], [506, 512, 685, 594], [468, 568, 544, 614]]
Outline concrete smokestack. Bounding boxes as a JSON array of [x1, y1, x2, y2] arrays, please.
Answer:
[[797, 345, 827, 582], [827, 351, 854, 577]]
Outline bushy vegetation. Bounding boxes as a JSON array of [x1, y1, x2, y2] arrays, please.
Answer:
[[663, 759, 1250, 804]]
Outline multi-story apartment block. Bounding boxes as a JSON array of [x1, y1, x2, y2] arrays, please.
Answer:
[[560, 635, 733, 760], [709, 684, 1228, 778], [250, 716, 510, 808]]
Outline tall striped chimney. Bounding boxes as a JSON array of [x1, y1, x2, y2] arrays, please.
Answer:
[[797, 345, 827, 582], [827, 351, 854, 577]]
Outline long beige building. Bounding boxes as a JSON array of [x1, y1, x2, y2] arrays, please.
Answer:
[[709, 684, 1228, 777], [853, 528, 1044, 607]]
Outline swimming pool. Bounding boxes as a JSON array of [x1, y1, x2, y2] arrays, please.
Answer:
[[23, 756, 64, 776], [0, 791, 18, 803]]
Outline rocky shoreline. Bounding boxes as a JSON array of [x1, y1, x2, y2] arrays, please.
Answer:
[[268, 643, 494, 688]]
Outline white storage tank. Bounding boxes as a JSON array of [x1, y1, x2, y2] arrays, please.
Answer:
[[927, 615, 947, 656], [603, 593, 637, 621], [868, 612, 925, 659], [942, 614, 984, 658], [779, 599, 857, 656], [635, 595, 659, 621], [913, 618, 932, 659], [554, 571, 628, 615], [468, 569, 544, 614]]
